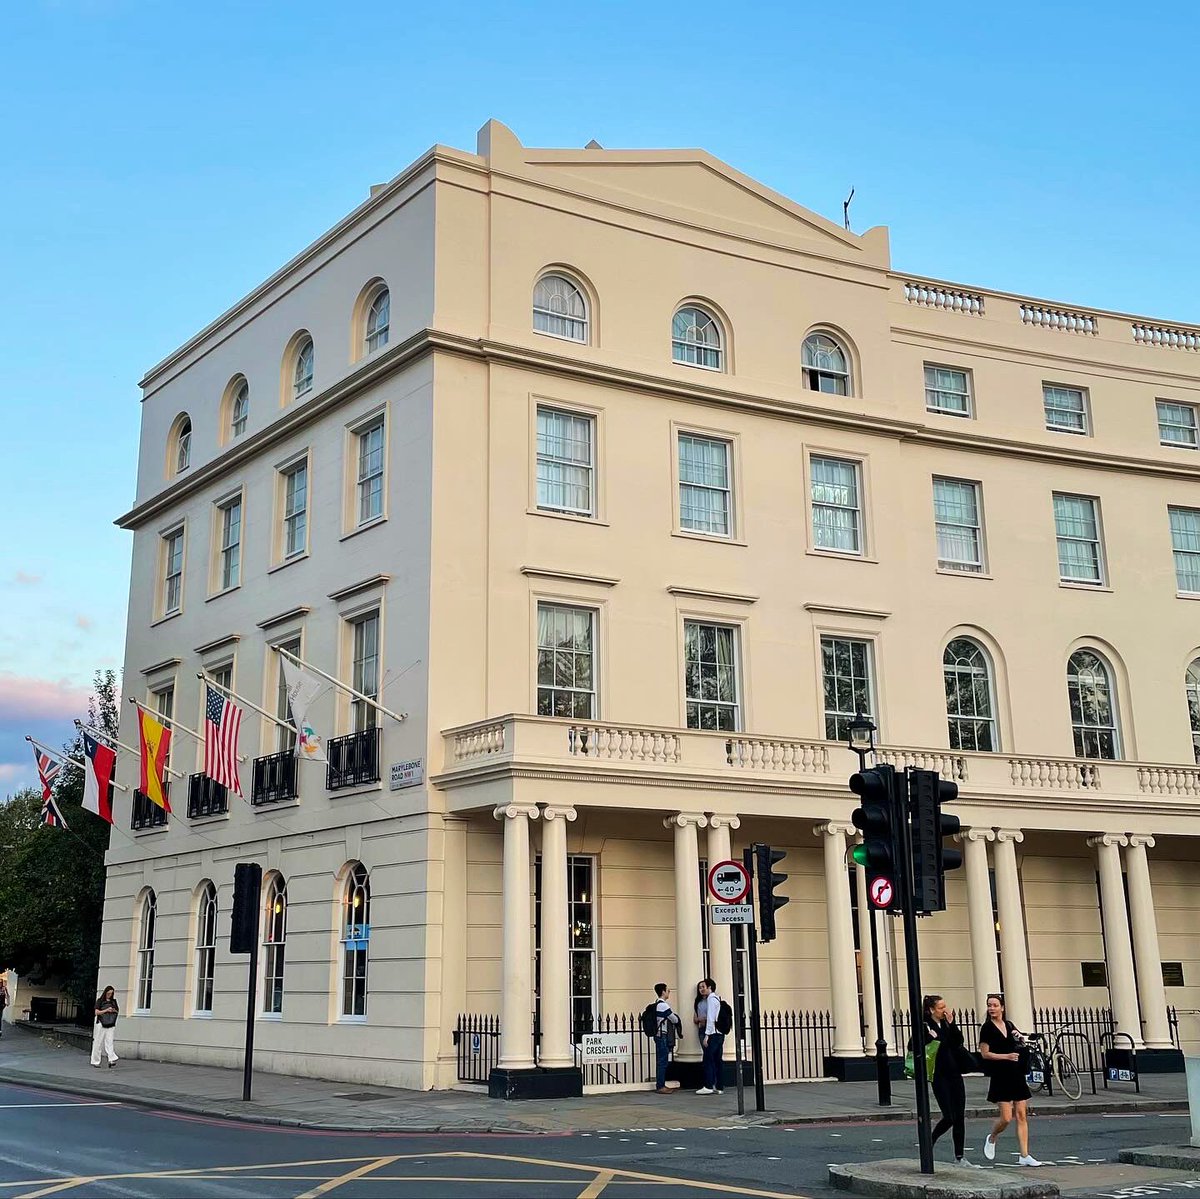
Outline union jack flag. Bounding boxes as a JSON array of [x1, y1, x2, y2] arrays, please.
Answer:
[[40, 794, 68, 830], [204, 684, 243, 797], [32, 746, 60, 802]]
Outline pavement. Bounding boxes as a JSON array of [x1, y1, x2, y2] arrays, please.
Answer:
[[1, 1021, 1189, 1136]]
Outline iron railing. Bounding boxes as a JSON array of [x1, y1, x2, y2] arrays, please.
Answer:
[[130, 788, 168, 830], [327, 727, 381, 790], [186, 773, 228, 818], [454, 1013, 501, 1083], [252, 751, 299, 805], [26, 998, 91, 1027], [758, 1009, 836, 1081]]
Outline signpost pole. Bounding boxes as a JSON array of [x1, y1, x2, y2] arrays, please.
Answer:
[[867, 905, 891, 1106], [242, 931, 259, 1102], [743, 847, 767, 1113], [732, 924, 746, 1116]]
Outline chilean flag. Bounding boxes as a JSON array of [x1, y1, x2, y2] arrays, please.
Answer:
[[81, 732, 116, 824]]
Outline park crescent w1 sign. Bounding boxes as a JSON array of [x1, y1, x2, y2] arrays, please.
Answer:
[[707, 859, 751, 903]]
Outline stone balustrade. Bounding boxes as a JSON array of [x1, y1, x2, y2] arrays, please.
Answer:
[[902, 280, 986, 315], [1131, 321, 1200, 351], [1019, 303, 1099, 334]]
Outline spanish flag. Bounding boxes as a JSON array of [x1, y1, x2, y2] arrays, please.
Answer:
[[138, 707, 172, 812]]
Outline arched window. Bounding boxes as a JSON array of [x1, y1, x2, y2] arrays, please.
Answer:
[[293, 337, 314, 399], [230, 382, 249, 439], [533, 273, 588, 343], [263, 874, 287, 1015], [174, 416, 192, 475], [802, 333, 851, 395], [1186, 660, 1200, 764], [943, 638, 998, 752], [672, 305, 724, 370], [1067, 649, 1120, 759], [340, 864, 370, 1019], [365, 289, 390, 355], [194, 882, 217, 1013], [136, 891, 156, 1011]]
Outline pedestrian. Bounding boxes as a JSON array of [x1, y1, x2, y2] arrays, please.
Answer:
[[922, 995, 978, 1168], [0, 977, 8, 1037], [650, 983, 681, 1095], [691, 981, 707, 1050], [979, 993, 1041, 1167], [91, 985, 120, 1069], [695, 978, 729, 1096]]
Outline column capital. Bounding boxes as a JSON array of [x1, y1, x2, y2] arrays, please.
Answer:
[[541, 805, 577, 823], [707, 813, 741, 831], [664, 811, 708, 830], [1126, 833, 1156, 849], [994, 828, 1024, 844], [956, 827, 996, 843], [815, 821, 855, 839], [493, 803, 540, 823], [1087, 833, 1129, 849]]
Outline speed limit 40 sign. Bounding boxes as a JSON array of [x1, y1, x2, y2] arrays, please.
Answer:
[[707, 860, 751, 904]]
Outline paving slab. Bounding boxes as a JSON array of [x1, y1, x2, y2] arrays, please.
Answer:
[[1119, 1143, 1200, 1170], [828, 1159, 1058, 1198]]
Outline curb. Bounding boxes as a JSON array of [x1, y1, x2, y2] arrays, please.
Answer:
[[1119, 1145, 1200, 1171], [829, 1159, 1059, 1198]]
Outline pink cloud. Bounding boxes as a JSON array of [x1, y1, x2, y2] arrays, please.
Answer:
[[0, 763, 24, 782], [0, 674, 92, 722], [75, 614, 94, 631], [13, 571, 42, 586]]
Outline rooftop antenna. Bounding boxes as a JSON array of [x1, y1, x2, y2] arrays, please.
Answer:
[[843, 187, 855, 231]]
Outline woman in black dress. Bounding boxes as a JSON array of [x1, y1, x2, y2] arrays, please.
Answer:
[[978, 993, 1041, 1167], [922, 995, 977, 1166]]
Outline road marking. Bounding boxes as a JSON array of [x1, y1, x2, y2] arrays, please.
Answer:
[[577, 1168, 615, 1198], [294, 1155, 401, 1199], [0, 1102, 121, 1109]]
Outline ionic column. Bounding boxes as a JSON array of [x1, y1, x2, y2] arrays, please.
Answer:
[[494, 803, 539, 1069], [538, 805, 577, 1068], [666, 811, 708, 1061], [854, 860, 896, 1052], [1125, 835, 1172, 1049], [993, 830, 1034, 1032], [817, 821, 864, 1057], [960, 828, 1001, 1014], [706, 814, 741, 1002], [1090, 833, 1142, 1045]]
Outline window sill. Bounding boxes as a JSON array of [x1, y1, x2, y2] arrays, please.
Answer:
[[1159, 441, 1198, 451], [337, 1015, 368, 1025], [533, 329, 589, 348], [1058, 581, 1113, 593], [132, 825, 169, 836], [936, 567, 992, 580], [926, 407, 973, 419], [1045, 426, 1091, 437], [190, 1010, 214, 1019], [150, 610, 182, 628], [672, 530, 747, 547], [1176, 591, 1200, 601], [251, 798, 301, 813], [269, 552, 309, 575], [259, 1011, 283, 1021], [806, 548, 878, 565], [527, 507, 609, 527], [133, 1009, 151, 1017], [327, 781, 384, 800], [340, 516, 387, 543], [205, 584, 241, 604], [188, 812, 230, 825]]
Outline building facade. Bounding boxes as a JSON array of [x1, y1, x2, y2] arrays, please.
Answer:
[[99, 120, 1200, 1092]]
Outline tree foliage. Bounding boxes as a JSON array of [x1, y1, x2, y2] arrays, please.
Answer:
[[0, 670, 118, 1005]]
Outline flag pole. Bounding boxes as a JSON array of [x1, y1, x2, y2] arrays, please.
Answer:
[[74, 720, 184, 779], [196, 671, 293, 734], [24, 736, 130, 792], [128, 697, 247, 763], [273, 644, 408, 724]]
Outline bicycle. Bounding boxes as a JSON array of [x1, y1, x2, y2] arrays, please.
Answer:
[[1021, 1028, 1083, 1100]]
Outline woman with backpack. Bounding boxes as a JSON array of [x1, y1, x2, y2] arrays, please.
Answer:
[[921, 995, 978, 1167], [91, 985, 120, 1068], [978, 992, 1041, 1167]]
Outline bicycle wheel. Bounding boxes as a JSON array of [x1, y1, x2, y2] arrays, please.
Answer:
[[1054, 1051, 1082, 1100], [1027, 1050, 1048, 1093]]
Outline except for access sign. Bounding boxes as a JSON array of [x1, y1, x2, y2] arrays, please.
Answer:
[[707, 859, 751, 903], [710, 903, 754, 925]]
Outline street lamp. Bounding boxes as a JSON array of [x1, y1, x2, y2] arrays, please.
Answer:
[[844, 711, 890, 1106]]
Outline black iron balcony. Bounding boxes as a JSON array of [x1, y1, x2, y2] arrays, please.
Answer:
[[327, 726, 381, 790], [187, 773, 228, 818], [252, 750, 299, 806], [130, 787, 168, 830]]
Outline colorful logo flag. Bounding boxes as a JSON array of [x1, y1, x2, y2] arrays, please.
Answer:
[[81, 732, 116, 824], [137, 707, 172, 812], [40, 794, 68, 830], [204, 684, 243, 796], [281, 656, 327, 762], [32, 746, 60, 801]]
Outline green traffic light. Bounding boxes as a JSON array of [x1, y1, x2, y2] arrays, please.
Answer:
[[850, 844, 869, 867]]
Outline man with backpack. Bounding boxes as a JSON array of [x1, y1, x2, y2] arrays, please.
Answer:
[[642, 982, 681, 1094], [696, 977, 733, 1095]]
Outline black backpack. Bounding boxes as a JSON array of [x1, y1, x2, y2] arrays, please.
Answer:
[[715, 998, 733, 1035], [640, 1002, 660, 1038]]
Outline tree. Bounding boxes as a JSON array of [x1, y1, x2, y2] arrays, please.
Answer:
[[0, 669, 118, 1005]]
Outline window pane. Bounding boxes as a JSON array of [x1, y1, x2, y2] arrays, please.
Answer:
[[679, 435, 731, 535], [821, 636, 874, 742], [536, 604, 596, 719], [684, 620, 739, 730], [536, 408, 594, 514], [811, 456, 861, 552]]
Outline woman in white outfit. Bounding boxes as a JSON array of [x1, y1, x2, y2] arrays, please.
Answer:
[[91, 986, 119, 1068]]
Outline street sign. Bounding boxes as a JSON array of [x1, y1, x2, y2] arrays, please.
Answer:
[[708, 859, 751, 903], [578, 1032, 633, 1062], [710, 903, 754, 925], [390, 758, 424, 790], [869, 877, 894, 909]]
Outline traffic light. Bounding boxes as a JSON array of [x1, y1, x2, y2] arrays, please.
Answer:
[[907, 768, 962, 914], [230, 862, 263, 954], [754, 843, 789, 943], [850, 764, 902, 913]]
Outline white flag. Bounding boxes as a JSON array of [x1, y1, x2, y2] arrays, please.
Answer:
[[281, 656, 327, 762]]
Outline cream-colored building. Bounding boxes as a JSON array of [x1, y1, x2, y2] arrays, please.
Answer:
[[99, 120, 1200, 1096]]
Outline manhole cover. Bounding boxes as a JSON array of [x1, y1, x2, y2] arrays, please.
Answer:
[[333, 1091, 392, 1102]]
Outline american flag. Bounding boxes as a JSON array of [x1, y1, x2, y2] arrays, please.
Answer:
[[40, 794, 68, 830], [204, 684, 243, 797], [32, 746, 60, 802]]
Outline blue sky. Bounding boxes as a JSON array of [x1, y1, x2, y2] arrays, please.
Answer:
[[2, 0, 1198, 793]]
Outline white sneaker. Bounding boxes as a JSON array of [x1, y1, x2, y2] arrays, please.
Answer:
[[983, 1135, 996, 1161], [1018, 1155, 1043, 1167], [695, 1087, 715, 1095], [956, 1158, 983, 1169], [715, 1088, 724, 1095]]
